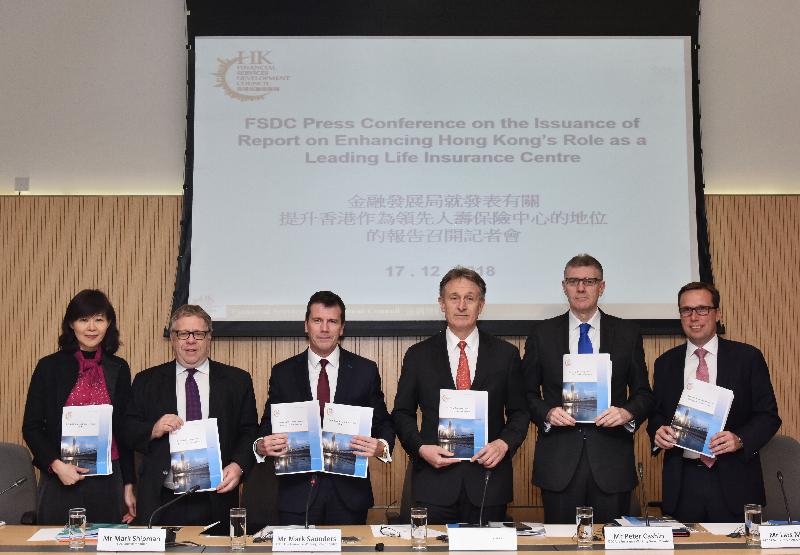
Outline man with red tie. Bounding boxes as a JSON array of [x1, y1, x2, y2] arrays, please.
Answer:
[[648, 282, 781, 522], [255, 291, 394, 525], [392, 267, 529, 524]]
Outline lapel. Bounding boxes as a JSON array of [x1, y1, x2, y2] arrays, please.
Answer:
[[599, 309, 613, 355], [671, 344, 690, 398], [556, 312, 570, 356], [714, 338, 735, 391], [334, 348, 352, 404], [161, 361, 179, 415], [471, 331, 491, 391], [100, 354, 118, 403], [294, 350, 313, 401], [56, 352, 80, 408], [435, 332, 457, 389], [208, 359, 225, 419]]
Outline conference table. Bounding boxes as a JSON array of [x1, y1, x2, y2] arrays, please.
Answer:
[[2, 525, 798, 554]]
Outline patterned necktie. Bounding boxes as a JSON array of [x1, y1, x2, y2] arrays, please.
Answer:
[[695, 347, 710, 382], [578, 322, 593, 354], [185, 369, 202, 421], [456, 341, 471, 390], [317, 358, 331, 418], [694, 347, 716, 467]]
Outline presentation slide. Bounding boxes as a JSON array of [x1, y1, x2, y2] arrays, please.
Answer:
[[190, 36, 698, 323]]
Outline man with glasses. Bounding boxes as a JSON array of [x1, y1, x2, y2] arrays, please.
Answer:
[[647, 282, 781, 522], [126, 304, 258, 525], [523, 254, 653, 523]]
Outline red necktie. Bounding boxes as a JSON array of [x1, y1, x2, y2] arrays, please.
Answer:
[[317, 358, 330, 418], [695, 348, 715, 468], [456, 341, 471, 390]]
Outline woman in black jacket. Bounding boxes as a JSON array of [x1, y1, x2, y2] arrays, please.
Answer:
[[22, 290, 136, 524]]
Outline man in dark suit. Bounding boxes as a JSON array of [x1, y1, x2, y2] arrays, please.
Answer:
[[392, 267, 529, 524], [648, 282, 781, 522], [126, 305, 258, 525], [523, 254, 653, 523], [255, 291, 394, 525]]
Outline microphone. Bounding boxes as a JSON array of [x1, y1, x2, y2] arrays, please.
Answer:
[[147, 485, 201, 531], [777, 471, 794, 524], [478, 470, 492, 527], [0, 477, 27, 496], [637, 462, 650, 526], [304, 473, 318, 529]]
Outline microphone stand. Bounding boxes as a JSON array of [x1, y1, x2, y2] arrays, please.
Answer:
[[777, 471, 794, 524], [0, 477, 27, 496], [478, 470, 492, 527], [637, 463, 650, 526], [148, 485, 201, 543], [304, 474, 318, 529]]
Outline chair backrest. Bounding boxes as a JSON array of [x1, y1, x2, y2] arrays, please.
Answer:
[[0, 443, 37, 524], [240, 461, 279, 532], [759, 434, 800, 522]]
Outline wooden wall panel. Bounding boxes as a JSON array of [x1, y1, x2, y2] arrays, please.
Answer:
[[1, 195, 797, 522]]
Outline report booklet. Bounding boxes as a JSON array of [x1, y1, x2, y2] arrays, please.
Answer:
[[60, 404, 113, 476], [321, 403, 374, 478], [168, 418, 223, 492], [670, 379, 734, 458], [438, 389, 488, 460], [270, 400, 324, 475], [562, 353, 612, 423]]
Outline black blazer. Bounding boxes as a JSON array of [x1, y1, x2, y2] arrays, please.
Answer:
[[257, 348, 395, 513], [22, 350, 135, 484], [647, 338, 781, 514], [523, 311, 653, 493], [125, 359, 259, 525], [392, 330, 529, 506]]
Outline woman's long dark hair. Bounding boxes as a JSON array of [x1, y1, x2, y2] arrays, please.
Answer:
[[58, 289, 120, 354]]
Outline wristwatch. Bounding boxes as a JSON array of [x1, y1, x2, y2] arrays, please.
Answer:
[[734, 434, 744, 450]]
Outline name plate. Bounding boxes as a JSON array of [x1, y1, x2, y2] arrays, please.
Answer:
[[761, 525, 800, 548], [604, 526, 673, 550], [96, 528, 166, 552], [447, 526, 517, 551], [273, 528, 341, 552]]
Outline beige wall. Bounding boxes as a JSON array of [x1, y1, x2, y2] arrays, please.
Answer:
[[1, 194, 797, 520]]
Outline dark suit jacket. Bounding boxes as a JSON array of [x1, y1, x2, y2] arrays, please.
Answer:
[[523, 311, 653, 493], [257, 348, 395, 513], [647, 338, 781, 514], [22, 350, 135, 484], [392, 330, 529, 507], [125, 359, 259, 525]]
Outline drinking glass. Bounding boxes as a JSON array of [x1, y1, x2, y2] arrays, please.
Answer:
[[576, 506, 593, 549], [68, 508, 86, 550], [410, 506, 428, 550], [230, 507, 247, 551], [744, 503, 762, 547]]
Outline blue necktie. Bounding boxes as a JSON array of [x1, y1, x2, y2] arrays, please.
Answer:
[[578, 322, 593, 354]]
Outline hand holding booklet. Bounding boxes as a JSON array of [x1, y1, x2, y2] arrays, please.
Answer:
[[562, 354, 611, 423], [61, 404, 113, 476], [168, 418, 223, 492], [322, 403, 373, 478], [438, 389, 488, 459], [271, 400, 374, 477], [670, 379, 734, 457]]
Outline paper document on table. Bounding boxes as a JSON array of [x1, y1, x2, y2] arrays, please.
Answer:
[[369, 524, 446, 539], [27, 528, 62, 542]]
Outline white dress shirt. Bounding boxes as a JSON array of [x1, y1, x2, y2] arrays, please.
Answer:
[[568, 309, 601, 354], [307, 346, 340, 400], [445, 326, 480, 386], [682, 335, 719, 459], [175, 358, 210, 420]]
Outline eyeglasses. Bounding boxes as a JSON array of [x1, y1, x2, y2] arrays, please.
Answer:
[[171, 330, 210, 340], [563, 277, 602, 287], [379, 525, 401, 537], [678, 306, 716, 317]]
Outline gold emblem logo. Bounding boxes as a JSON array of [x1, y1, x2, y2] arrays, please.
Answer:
[[213, 50, 291, 102]]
